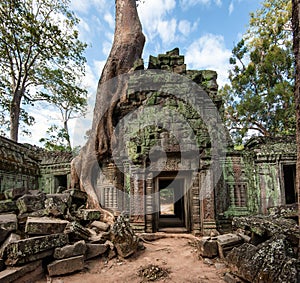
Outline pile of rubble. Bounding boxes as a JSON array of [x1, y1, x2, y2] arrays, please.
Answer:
[[0, 188, 140, 282], [198, 206, 299, 282]]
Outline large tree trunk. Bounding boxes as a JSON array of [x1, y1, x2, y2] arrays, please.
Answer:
[[292, 0, 300, 265], [71, 0, 145, 221], [10, 91, 22, 142]]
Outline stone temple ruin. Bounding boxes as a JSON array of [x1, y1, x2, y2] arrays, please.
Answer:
[[0, 48, 298, 281]]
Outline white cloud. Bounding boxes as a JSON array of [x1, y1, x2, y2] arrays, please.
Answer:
[[70, 0, 109, 14], [180, 0, 222, 9], [102, 41, 112, 57], [137, 0, 176, 42], [104, 12, 114, 30], [178, 20, 191, 35], [229, 1, 234, 15], [157, 19, 177, 44], [185, 33, 232, 86]]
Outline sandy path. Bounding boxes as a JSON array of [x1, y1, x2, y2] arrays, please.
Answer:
[[42, 236, 227, 283]]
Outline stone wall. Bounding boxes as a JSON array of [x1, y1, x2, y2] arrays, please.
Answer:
[[0, 136, 73, 195]]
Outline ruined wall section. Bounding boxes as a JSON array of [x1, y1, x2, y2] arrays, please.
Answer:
[[0, 136, 73, 194], [0, 136, 40, 193]]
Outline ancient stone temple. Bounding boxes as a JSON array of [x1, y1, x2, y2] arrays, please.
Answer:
[[0, 49, 297, 237]]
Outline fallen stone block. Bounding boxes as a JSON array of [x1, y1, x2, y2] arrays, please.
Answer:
[[197, 237, 218, 258], [85, 243, 108, 260], [54, 240, 86, 259], [5, 233, 68, 266], [67, 189, 87, 209], [44, 196, 67, 217], [76, 209, 101, 221], [64, 222, 91, 241], [0, 200, 18, 213], [0, 259, 5, 272], [0, 227, 9, 244], [8, 249, 54, 266], [16, 194, 46, 214], [0, 233, 21, 258], [47, 255, 84, 277], [216, 234, 243, 259], [0, 260, 43, 283], [226, 235, 298, 283], [0, 214, 18, 232], [25, 217, 69, 235], [90, 221, 110, 232], [4, 188, 27, 200]]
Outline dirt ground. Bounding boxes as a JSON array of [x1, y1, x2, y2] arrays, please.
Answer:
[[41, 234, 227, 283]]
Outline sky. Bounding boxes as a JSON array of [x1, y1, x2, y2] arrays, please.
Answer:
[[19, 0, 262, 146]]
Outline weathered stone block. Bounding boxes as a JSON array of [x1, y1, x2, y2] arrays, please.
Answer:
[[0, 233, 21, 258], [44, 195, 67, 217], [0, 227, 9, 244], [76, 209, 101, 221], [54, 240, 86, 259], [64, 221, 91, 241], [90, 221, 110, 232], [4, 188, 27, 200], [0, 200, 18, 213], [0, 260, 43, 283], [25, 217, 69, 235], [8, 249, 53, 266], [197, 237, 218, 258], [85, 243, 108, 260], [216, 234, 243, 258], [0, 214, 18, 232], [5, 233, 68, 266], [67, 189, 87, 207], [16, 194, 46, 214], [47, 255, 84, 276]]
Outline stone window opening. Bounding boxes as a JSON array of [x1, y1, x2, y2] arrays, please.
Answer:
[[282, 164, 296, 204]]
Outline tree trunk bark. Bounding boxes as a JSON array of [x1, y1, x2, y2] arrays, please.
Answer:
[[71, 0, 145, 221], [10, 91, 22, 142]]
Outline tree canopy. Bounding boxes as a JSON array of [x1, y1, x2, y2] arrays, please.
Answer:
[[220, 0, 295, 144], [0, 0, 87, 142]]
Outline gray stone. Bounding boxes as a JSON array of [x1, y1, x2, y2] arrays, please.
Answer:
[[4, 188, 27, 200], [76, 209, 101, 221], [8, 249, 54, 266], [0, 214, 18, 232], [47, 255, 84, 276], [64, 221, 91, 241], [67, 189, 87, 208], [216, 234, 243, 258], [197, 237, 218, 258], [54, 240, 86, 259], [0, 227, 9, 244], [85, 243, 108, 260], [0, 260, 43, 283], [0, 200, 18, 213], [0, 259, 5, 272], [0, 233, 21, 258], [44, 196, 67, 217], [90, 221, 110, 232], [5, 233, 68, 266], [25, 217, 69, 235], [16, 194, 46, 214]]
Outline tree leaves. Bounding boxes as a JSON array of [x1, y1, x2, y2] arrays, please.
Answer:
[[0, 0, 87, 141], [220, 0, 295, 144]]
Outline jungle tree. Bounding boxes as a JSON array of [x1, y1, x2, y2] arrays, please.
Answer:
[[0, 0, 87, 141]]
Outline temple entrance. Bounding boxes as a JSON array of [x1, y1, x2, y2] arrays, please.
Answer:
[[156, 177, 189, 232], [282, 164, 296, 204]]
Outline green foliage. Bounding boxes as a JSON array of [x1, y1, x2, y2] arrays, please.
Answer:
[[0, 0, 87, 140], [220, 0, 295, 144], [39, 125, 72, 152]]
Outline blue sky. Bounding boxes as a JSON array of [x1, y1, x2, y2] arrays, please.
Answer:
[[21, 0, 262, 146]]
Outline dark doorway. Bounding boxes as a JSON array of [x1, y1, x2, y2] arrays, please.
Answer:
[[283, 164, 296, 204], [54, 174, 67, 191], [158, 178, 185, 228]]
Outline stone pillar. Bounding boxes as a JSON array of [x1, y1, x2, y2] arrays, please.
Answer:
[[145, 173, 154, 233], [199, 169, 218, 236]]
